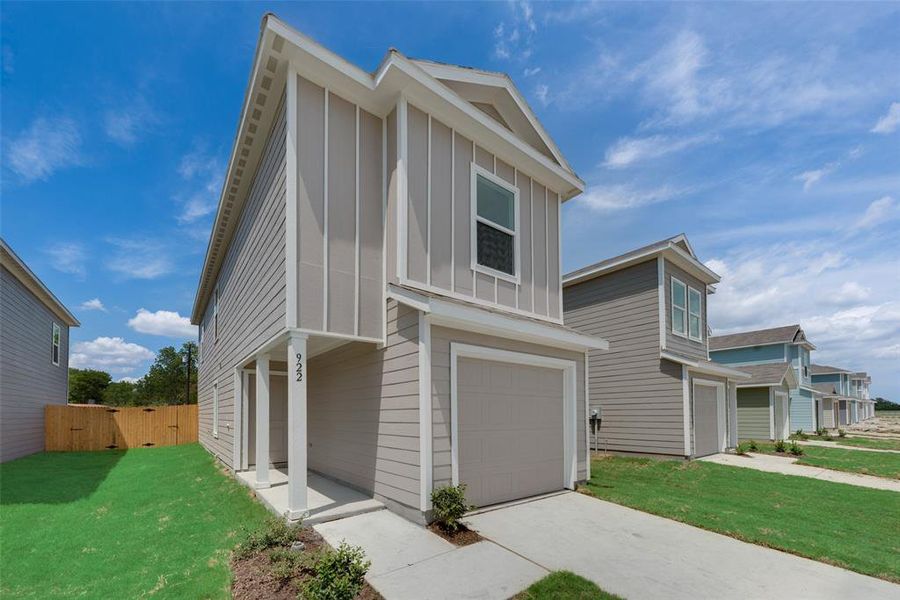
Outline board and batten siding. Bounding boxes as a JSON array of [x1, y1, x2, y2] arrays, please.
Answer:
[[198, 92, 288, 467], [663, 261, 708, 361], [0, 266, 70, 462], [307, 300, 420, 510], [394, 102, 561, 322], [430, 325, 587, 487], [736, 387, 771, 440], [292, 75, 384, 339], [564, 259, 686, 456]]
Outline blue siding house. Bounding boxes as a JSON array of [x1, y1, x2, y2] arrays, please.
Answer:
[[812, 365, 875, 426], [710, 324, 820, 433]]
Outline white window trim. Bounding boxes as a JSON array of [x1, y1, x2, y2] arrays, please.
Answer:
[[687, 286, 703, 342], [51, 322, 61, 366], [212, 381, 219, 439], [214, 286, 219, 342], [470, 162, 520, 284], [670, 276, 687, 338], [449, 342, 578, 492]]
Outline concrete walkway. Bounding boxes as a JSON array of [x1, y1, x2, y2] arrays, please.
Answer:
[[314, 509, 546, 599], [799, 439, 900, 454], [701, 452, 900, 492], [467, 492, 899, 600]]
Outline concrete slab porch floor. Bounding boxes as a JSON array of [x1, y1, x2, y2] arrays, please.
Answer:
[[236, 468, 384, 525]]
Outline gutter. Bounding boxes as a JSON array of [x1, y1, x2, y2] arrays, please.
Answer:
[[660, 351, 752, 380]]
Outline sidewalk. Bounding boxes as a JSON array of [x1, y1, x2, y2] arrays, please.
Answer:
[[701, 452, 900, 492]]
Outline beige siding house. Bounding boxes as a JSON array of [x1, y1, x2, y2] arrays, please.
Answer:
[[563, 235, 749, 459], [1, 239, 79, 462], [192, 15, 606, 523]]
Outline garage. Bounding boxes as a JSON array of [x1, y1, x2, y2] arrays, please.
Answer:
[[452, 345, 576, 508], [693, 379, 726, 457]]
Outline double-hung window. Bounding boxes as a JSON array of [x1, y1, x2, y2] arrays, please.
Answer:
[[687, 287, 702, 341], [213, 287, 219, 342], [472, 165, 518, 280], [51, 323, 61, 366], [212, 381, 219, 438], [671, 278, 687, 336]]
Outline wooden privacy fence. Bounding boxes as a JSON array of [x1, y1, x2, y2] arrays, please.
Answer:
[[45, 404, 198, 451]]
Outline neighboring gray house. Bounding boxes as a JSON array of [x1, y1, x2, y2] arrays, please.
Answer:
[[563, 235, 749, 459], [191, 15, 607, 523], [710, 325, 819, 433], [0, 239, 79, 462]]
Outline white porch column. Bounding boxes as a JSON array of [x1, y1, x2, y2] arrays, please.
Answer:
[[287, 332, 309, 520], [255, 353, 271, 489]]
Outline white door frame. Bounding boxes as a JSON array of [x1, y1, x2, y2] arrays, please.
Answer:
[[692, 378, 727, 454], [774, 391, 789, 440], [239, 368, 288, 470], [449, 342, 578, 491]]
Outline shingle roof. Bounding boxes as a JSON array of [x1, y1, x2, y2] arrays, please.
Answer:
[[708, 324, 813, 350], [733, 362, 795, 386], [811, 363, 850, 375]]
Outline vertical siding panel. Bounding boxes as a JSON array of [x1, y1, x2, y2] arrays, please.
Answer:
[[297, 77, 325, 330], [385, 109, 398, 285], [327, 93, 357, 335], [452, 133, 474, 296], [517, 173, 533, 312], [407, 106, 429, 284], [532, 181, 548, 316], [359, 109, 384, 339], [547, 193, 560, 319], [429, 120, 453, 290]]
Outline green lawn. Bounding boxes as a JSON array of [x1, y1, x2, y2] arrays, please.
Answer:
[[516, 571, 623, 600], [754, 442, 900, 479], [0, 444, 269, 599], [583, 456, 900, 582], [838, 437, 900, 452]]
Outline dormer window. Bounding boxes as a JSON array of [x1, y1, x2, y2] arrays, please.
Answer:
[[688, 287, 702, 341], [472, 164, 518, 280], [671, 278, 687, 336]]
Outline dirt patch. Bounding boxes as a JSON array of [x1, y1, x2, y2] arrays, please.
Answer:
[[231, 526, 382, 600], [427, 523, 483, 546], [848, 414, 900, 437]]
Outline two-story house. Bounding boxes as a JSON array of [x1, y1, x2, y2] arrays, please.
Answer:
[[562, 235, 749, 459], [1, 238, 79, 462], [709, 325, 819, 435], [191, 15, 607, 524], [851, 372, 874, 420], [812, 366, 874, 426]]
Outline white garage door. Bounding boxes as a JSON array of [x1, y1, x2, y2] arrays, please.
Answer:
[[457, 356, 565, 508]]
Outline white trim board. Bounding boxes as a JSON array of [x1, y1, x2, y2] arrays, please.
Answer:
[[449, 342, 579, 493]]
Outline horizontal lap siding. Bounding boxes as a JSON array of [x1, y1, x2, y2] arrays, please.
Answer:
[[198, 93, 288, 468], [564, 259, 688, 456], [790, 387, 815, 432], [736, 387, 771, 440], [430, 325, 587, 487], [0, 266, 69, 462], [308, 300, 420, 509]]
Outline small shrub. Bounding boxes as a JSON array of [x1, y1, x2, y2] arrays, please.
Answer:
[[431, 484, 473, 533], [301, 542, 370, 600], [748, 440, 758, 452], [235, 516, 301, 558], [823, 434, 834, 441], [838, 429, 847, 438], [735, 443, 747, 455], [816, 427, 827, 436], [774, 439, 786, 453], [269, 548, 304, 582], [788, 441, 804, 456], [792, 429, 808, 441]]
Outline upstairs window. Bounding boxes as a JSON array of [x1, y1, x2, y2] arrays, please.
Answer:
[[472, 165, 518, 279], [51, 323, 61, 366], [688, 287, 702, 341], [671, 278, 687, 336], [213, 287, 219, 342], [212, 381, 219, 438]]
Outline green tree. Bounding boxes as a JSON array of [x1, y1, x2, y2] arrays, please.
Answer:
[[102, 380, 137, 407], [68, 368, 111, 404], [136, 342, 198, 405]]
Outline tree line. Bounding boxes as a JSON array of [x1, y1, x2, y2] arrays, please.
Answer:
[[68, 342, 198, 407]]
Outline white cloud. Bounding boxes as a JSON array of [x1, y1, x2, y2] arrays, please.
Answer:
[[6, 116, 83, 182], [795, 166, 833, 192], [175, 147, 222, 224], [602, 134, 715, 169], [534, 84, 550, 106], [45, 242, 87, 278], [79, 298, 107, 312], [117, 376, 141, 384], [870, 101, 900, 134], [872, 344, 900, 359], [493, 1, 536, 62], [577, 183, 687, 212], [855, 196, 896, 230], [70, 336, 155, 376], [834, 282, 871, 304], [523, 67, 541, 77], [105, 238, 173, 279], [128, 308, 196, 338], [103, 97, 158, 146]]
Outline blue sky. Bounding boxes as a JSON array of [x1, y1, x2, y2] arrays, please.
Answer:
[[2, 2, 898, 397]]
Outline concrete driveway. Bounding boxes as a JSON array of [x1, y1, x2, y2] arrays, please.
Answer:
[[467, 492, 899, 600]]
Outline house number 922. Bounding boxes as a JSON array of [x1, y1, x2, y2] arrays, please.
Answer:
[[295, 353, 303, 382]]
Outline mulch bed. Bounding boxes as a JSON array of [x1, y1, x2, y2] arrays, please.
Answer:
[[231, 526, 382, 600], [427, 523, 483, 546]]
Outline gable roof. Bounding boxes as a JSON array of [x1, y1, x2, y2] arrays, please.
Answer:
[[709, 324, 816, 351], [0, 239, 79, 327], [734, 362, 799, 388], [190, 13, 584, 324], [563, 233, 719, 287], [811, 363, 850, 375]]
